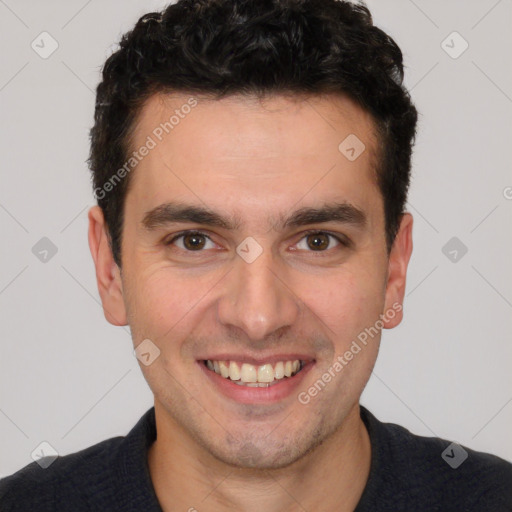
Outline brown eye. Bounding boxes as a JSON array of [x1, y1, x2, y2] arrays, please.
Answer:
[[182, 233, 206, 250], [183, 234, 205, 251], [308, 233, 330, 250], [166, 231, 214, 251], [295, 231, 345, 252]]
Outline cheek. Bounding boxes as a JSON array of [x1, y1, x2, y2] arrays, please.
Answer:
[[297, 267, 385, 339], [123, 263, 221, 341], [298, 272, 384, 401]]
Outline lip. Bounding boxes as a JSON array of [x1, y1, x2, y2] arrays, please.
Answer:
[[198, 359, 315, 404]]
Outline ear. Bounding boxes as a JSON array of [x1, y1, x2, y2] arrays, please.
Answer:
[[383, 213, 413, 329], [88, 206, 128, 326]]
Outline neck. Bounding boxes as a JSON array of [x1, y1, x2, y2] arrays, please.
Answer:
[[148, 401, 371, 512]]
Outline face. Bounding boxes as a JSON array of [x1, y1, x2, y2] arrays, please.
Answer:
[[89, 92, 412, 469]]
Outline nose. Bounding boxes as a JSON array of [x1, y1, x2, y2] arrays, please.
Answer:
[[216, 245, 301, 342]]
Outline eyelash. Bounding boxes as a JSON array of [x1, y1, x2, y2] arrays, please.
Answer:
[[165, 229, 350, 253]]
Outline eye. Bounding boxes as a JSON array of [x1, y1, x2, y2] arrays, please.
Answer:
[[294, 230, 347, 252], [165, 231, 216, 251], [165, 229, 349, 254]]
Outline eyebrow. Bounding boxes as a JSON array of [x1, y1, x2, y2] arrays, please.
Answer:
[[141, 201, 367, 232]]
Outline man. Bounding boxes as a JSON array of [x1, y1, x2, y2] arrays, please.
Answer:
[[1, 0, 511, 510]]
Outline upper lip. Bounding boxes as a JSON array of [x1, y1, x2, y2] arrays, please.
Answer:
[[199, 354, 315, 366]]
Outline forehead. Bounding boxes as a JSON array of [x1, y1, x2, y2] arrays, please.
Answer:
[[126, 92, 382, 226], [132, 91, 378, 158]]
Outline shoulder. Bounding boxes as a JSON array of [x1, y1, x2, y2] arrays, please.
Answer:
[[390, 420, 511, 498], [0, 436, 123, 511], [360, 407, 512, 511]]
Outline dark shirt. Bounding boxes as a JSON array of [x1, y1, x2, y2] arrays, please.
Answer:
[[1, 405, 511, 511]]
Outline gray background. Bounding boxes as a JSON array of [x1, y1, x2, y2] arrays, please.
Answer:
[[1, 0, 511, 476]]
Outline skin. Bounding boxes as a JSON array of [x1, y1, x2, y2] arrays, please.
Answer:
[[88, 92, 413, 511]]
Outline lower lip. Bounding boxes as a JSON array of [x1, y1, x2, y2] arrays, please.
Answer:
[[198, 361, 314, 404]]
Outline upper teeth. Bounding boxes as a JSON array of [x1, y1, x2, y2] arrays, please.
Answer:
[[206, 359, 302, 384]]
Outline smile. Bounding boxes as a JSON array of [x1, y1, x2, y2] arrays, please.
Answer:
[[204, 359, 305, 387]]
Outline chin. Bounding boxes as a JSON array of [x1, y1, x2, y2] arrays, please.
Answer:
[[205, 425, 328, 470], [212, 445, 298, 470]]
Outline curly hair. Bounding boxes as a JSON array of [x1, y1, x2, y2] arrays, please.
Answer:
[[88, 0, 418, 267]]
